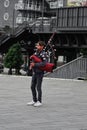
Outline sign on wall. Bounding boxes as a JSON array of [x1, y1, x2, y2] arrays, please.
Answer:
[[67, 0, 87, 6], [50, 0, 63, 8]]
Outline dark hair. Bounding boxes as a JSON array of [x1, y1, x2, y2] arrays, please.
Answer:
[[37, 41, 45, 47]]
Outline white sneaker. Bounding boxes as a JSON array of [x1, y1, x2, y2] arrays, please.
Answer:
[[27, 101, 35, 106], [34, 101, 42, 107]]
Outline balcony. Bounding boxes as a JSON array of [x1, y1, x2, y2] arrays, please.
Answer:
[[15, 2, 48, 13]]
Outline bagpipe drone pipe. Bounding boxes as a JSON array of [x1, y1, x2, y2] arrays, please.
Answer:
[[30, 32, 56, 72]]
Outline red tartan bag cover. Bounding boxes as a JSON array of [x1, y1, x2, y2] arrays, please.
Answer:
[[30, 55, 54, 72]]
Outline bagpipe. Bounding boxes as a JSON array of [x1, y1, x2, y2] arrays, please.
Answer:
[[30, 55, 54, 72], [30, 32, 56, 72]]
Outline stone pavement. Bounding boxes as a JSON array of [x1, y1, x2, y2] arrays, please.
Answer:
[[0, 75, 87, 130]]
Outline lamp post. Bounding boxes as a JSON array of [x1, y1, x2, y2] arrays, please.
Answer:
[[12, 8, 15, 35], [41, 0, 44, 31], [56, 0, 59, 28]]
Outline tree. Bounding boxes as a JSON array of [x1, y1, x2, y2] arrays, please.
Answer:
[[80, 48, 87, 57], [4, 43, 23, 75]]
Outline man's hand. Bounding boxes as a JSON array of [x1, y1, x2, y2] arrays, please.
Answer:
[[30, 62, 35, 67], [29, 62, 35, 70]]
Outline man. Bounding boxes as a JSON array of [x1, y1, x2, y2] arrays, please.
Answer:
[[27, 41, 47, 107]]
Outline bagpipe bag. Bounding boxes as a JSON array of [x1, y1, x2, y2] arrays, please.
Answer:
[[30, 55, 54, 72]]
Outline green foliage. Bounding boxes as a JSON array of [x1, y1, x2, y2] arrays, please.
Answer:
[[4, 43, 23, 72], [80, 48, 87, 57]]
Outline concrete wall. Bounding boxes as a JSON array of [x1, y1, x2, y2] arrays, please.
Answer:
[[0, 0, 18, 28]]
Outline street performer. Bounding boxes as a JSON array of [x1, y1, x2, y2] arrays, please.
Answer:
[[27, 41, 48, 107]]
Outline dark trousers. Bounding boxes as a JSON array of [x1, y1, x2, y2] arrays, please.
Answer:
[[31, 72, 44, 103]]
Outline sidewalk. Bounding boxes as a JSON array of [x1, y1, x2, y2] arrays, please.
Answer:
[[0, 75, 87, 130]]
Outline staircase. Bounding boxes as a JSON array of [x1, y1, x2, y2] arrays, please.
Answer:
[[45, 56, 87, 79], [0, 22, 30, 46]]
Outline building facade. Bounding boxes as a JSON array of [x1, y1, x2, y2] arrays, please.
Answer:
[[0, 0, 87, 28], [0, 0, 51, 28], [16, 0, 50, 24], [0, 0, 19, 28]]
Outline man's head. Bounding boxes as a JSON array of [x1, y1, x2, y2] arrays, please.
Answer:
[[36, 41, 45, 51]]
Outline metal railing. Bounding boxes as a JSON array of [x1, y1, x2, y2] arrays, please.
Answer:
[[0, 34, 9, 45], [45, 56, 87, 79], [0, 22, 29, 46], [12, 21, 29, 36]]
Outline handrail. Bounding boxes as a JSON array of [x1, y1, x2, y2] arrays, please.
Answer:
[[45, 56, 87, 79], [0, 22, 29, 45]]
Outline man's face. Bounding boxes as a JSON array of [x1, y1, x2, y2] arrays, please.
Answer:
[[36, 44, 44, 51]]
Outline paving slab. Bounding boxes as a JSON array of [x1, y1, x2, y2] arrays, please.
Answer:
[[0, 75, 87, 130]]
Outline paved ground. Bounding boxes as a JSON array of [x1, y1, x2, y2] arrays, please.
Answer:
[[0, 74, 87, 130]]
